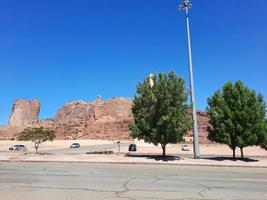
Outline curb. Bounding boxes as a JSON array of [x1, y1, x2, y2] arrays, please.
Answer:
[[1, 159, 267, 168]]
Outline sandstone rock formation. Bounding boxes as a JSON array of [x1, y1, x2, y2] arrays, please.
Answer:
[[53, 97, 133, 140], [0, 97, 210, 142], [9, 99, 40, 127], [187, 111, 211, 143], [0, 99, 41, 139], [0, 125, 21, 140], [31, 118, 55, 130]]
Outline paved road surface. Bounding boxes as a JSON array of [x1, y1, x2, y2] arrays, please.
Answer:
[[41, 142, 130, 154], [0, 162, 267, 200]]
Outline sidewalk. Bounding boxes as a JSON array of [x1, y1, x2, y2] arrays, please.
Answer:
[[1, 152, 267, 168]]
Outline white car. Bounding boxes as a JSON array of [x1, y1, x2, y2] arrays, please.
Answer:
[[181, 144, 190, 151], [9, 145, 27, 151]]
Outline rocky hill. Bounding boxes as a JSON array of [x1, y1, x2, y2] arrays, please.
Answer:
[[0, 97, 210, 142], [0, 99, 41, 140], [53, 96, 133, 140], [187, 111, 210, 143]]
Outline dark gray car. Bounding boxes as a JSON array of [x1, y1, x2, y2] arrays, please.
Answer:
[[70, 143, 80, 148]]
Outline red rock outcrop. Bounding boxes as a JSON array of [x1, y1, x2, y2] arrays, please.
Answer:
[[0, 125, 21, 140], [53, 97, 133, 140], [31, 118, 55, 129], [0, 97, 210, 142], [9, 99, 40, 127], [0, 99, 41, 139], [186, 110, 211, 143]]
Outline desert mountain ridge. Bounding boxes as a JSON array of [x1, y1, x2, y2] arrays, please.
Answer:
[[0, 96, 210, 142]]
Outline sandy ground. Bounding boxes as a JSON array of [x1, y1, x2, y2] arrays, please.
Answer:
[[1, 152, 267, 168], [1, 139, 267, 167], [119, 143, 267, 157], [1, 139, 266, 157]]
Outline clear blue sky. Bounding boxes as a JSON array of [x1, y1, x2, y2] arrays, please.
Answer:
[[0, 0, 266, 125]]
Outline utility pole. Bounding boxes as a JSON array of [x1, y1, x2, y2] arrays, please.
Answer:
[[179, 0, 200, 159]]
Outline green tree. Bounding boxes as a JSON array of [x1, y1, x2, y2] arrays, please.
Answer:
[[129, 71, 192, 156], [17, 127, 56, 153], [207, 80, 267, 159], [260, 119, 267, 150]]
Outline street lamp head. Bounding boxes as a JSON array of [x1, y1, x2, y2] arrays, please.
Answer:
[[179, 0, 192, 10]]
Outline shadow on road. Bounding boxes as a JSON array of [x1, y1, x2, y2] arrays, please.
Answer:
[[125, 154, 181, 162], [203, 156, 259, 162]]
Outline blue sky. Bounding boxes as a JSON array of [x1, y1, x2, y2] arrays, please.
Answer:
[[0, 0, 266, 125]]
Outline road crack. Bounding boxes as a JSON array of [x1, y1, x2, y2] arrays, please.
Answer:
[[187, 180, 211, 199], [114, 177, 136, 200], [151, 176, 161, 184], [11, 185, 116, 193]]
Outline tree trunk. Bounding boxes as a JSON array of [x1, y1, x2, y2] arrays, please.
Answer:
[[240, 147, 244, 159], [232, 147, 236, 159], [161, 144, 166, 156], [34, 143, 38, 153], [35, 141, 40, 153]]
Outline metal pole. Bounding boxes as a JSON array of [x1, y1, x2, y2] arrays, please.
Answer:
[[180, 0, 200, 159]]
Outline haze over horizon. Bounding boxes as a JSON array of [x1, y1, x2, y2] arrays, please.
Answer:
[[1, 0, 266, 125]]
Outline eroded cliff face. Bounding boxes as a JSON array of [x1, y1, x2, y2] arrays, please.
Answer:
[[53, 97, 133, 140], [0, 97, 210, 142], [9, 99, 40, 127], [0, 99, 40, 139], [0, 125, 21, 140], [187, 111, 211, 143]]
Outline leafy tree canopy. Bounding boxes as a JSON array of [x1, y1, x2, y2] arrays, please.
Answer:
[[17, 127, 56, 152], [129, 71, 192, 156], [207, 80, 267, 158]]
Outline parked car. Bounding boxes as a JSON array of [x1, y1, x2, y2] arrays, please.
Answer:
[[70, 143, 80, 148], [9, 144, 27, 151], [128, 144, 137, 151], [181, 144, 190, 151]]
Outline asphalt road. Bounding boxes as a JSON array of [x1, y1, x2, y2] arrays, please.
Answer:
[[41, 142, 130, 154], [0, 162, 267, 200]]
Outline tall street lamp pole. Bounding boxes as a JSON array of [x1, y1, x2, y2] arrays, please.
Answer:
[[179, 0, 200, 159]]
